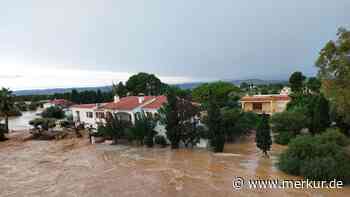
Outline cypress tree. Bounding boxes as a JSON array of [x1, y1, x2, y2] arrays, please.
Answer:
[[208, 89, 225, 152], [311, 94, 330, 134], [164, 88, 181, 149], [256, 114, 272, 157]]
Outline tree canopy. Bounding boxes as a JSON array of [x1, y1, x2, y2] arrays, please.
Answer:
[[207, 89, 225, 152], [160, 87, 202, 149], [41, 106, 65, 119], [112, 82, 128, 98], [316, 27, 350, 127], [192, 81, 241, 108], [126, 72, 168, 96], [289, 71, 306, 93]]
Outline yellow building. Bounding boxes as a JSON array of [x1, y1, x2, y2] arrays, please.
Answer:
[[240, 95, 290, 115]]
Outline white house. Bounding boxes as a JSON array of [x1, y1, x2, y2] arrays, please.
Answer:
[[70, 95, 210, 147], [70, 95, 168, 136]]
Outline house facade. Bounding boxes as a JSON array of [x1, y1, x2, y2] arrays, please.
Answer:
[[70, 95, 167, 135], [240, 94, 290, 115]]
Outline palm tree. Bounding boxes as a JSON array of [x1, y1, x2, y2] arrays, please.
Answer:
[[0, 88, 15, 133]]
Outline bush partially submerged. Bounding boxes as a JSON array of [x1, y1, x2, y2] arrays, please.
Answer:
[[154, 135, 168, 147], [127, 113, 157, 147], [0, 123, 7, 141], [59, 120, 74, 128], [29, 118, 56, 131], [278, 129, 350, 183]]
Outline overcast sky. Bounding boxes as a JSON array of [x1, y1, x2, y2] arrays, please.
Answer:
[[0, 0, 349, 90]]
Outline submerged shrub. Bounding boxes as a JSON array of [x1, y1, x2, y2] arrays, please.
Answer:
[[29, 118, 56, 130], [155, 135, 168, 147], [59, 120, 74, 128]]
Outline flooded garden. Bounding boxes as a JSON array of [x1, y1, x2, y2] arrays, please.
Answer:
[[0, 132, 348, 197], [7, 110, 41, 131]]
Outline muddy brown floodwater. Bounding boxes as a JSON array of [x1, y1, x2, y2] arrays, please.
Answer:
[[0, 133, 349, 197]]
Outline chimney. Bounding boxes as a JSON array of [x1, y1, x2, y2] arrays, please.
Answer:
[[114, 95, 120, 103], [138, 93, 145, 104]]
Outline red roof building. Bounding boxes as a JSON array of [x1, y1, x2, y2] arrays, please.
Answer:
[[142, 96, 167, 109], [103, 96, 156, 110], [70, 95, 168, 125], [45, 99, 74, 108]]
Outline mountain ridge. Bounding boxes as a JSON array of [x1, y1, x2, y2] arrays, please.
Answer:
[[14, 79, 288, 96]]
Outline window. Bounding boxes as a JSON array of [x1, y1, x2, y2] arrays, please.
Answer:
[[96, 112, 105, 119], [154, 113, 160, 120], [146, 112, 153, 118], [86, 112, 93, 118], [135, 112, 141, 120], [253, 103, 262, 111]]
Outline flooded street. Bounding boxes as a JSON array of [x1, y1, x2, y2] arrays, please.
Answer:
[[7, 110, 41, 131], [0, 134, 349, 197]]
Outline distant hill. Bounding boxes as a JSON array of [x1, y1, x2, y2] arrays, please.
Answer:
[[175, 79, 288, 89], [175, 82, 203, 89], [228, 79, 288, 86], [14, 79, 288, 96], [14, 86, 112, 96]]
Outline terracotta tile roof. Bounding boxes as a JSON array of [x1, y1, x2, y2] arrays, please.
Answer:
[[142, 96, 167, 109], [50, 99, 74, 106], [71, 104, 96, 109], [71, 103, 108, 109], [103, 96, 156, 110], [240, 95, 290, 102]]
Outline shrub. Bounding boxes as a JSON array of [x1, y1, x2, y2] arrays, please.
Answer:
[[59, 120, 74, 128], [318, 128, 350, 147], [270, 110, 308, 145], [96, 123, 114, 140], [212, 134, 225, 152], [16, 101, 28, 111], [0, 123, 7, 141], [28, 102, 39, 111], [278, 129, 350, 183], [42, 106, 65, 119], [274, 131, 295, 145], [29, 118, 56, 131], [155, 135, 168, 147], [235, 112, 260, 134], [144, 133, 155, 148], [301, 154, 350, 182], [124, 128, 135, 142]]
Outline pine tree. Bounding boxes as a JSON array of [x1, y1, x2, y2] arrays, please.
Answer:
[[256, 114, 272, 157]]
